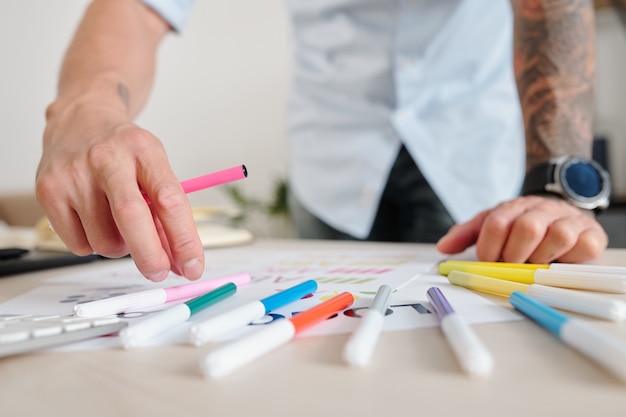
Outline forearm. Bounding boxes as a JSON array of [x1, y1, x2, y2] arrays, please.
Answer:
[[48, 0, 170, 123], [511, 0, 596, 169]]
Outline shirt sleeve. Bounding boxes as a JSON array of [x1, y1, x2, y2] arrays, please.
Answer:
[[141, 0, 196, 32]]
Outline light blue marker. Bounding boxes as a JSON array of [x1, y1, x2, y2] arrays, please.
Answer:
[[189, 280, 318, 346], [510, 291, 626, 383]]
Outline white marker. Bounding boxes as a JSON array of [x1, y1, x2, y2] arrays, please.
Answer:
[[342, 285, 391, 367], [426, 286, 494, 376], [510, 291, 626, 383], [448, 271, 626, 322], [189, 280, 318, 346], [119, 283, 236, 349]]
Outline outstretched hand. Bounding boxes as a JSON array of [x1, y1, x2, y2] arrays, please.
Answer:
[[36, 104, 205, 282], [436, 195, 608, 264]]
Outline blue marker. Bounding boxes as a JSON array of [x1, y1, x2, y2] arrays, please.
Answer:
[[189, 280, 318, 346], [510, 291, 626, 383]]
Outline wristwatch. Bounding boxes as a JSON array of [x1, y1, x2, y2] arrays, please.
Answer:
[[522, 156, 611, 211]]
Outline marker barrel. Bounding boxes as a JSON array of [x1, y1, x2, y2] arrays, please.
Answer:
[[189, 280, 318, 346], [342, 309, 385, 368], [527, 284, 626, 322], [186, 283, 237, 314], [511, 291, 626, 382], [201, 292, 354, 378], [190, 301, 265, 346], [449, 271, 626, 322], [260, 280, 318, 312], [561, 320, 626, 383], [74, 273, 250, 318], [342, 285, 391, 367], [448, 270, 528, 297], [74, 289, 166, 318], [290, 292, 354, 334], [533, 269, 626, 293], [120, 283, 236, 349], [120, 304, 191, 349], [164, 273, 250, 303], [439, 261, 547, 275], [549, 263, 626, 275], [427, 287, 493, 376], [439, 264, 536, 283], [180, 165, 247, 194], [201, 319, 295, 379], [440, 314, 494, 376]]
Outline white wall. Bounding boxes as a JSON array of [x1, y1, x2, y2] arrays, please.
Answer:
[[0, 2, 624, 209], [0, 0, 89, 193], [595, 8, 626, 199], [0, 0, 291, 209]]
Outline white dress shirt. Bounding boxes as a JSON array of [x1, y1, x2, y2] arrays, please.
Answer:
[[143, 0, 525, 239]]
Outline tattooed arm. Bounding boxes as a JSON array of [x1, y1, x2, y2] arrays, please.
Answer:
[[512, 0, 595, 167], [437, 0, 608, 263], [36, 0, 206, 281]]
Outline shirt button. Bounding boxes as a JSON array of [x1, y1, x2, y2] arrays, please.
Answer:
[[398, 57, 412, 69], [360, 186, 374, 206], [395, 108, 411, 121]]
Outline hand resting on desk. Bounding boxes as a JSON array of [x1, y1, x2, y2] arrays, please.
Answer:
[[437, 195, 608, 264]]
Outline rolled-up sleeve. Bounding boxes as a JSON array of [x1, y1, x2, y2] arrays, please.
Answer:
[[141, 0, 195, 32]]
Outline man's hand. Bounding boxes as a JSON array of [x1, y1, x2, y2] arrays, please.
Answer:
[[36, 101, 205, 282], [436, 195, 608, 264], [35, 0, 205, 281]]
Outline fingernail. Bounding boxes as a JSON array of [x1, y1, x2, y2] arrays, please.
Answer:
[[183, 258, 203, 279], [146, 270, 169, 282]]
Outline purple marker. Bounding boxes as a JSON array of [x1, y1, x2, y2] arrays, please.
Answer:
[[426, 287, 494, 376]]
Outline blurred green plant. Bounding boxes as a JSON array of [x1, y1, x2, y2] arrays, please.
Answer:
[[222, 177, 290, 225]]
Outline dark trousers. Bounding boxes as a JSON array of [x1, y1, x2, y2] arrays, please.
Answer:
[[289, 145, 455, 243]]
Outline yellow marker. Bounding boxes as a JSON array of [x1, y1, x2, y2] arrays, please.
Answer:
[[439, 260, 626, 276], [447, 270, 626, 322], [447, 270, 529, 296], [437, 262, 626, 293], [438, 260, 548, 276], [438, 263, 538, 283]]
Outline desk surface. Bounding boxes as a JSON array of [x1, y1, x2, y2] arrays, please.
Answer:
[[1, 239, 626, 416]]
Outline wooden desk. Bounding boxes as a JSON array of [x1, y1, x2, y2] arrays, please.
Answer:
[[1, 239, 625, 416]]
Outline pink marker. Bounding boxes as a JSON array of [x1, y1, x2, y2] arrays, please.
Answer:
[[180, 165, 247, 194], [144, 165, 248, 203], [73, 272, 251, 318]]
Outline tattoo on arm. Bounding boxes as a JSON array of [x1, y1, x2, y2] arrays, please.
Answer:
[[511, 0, 595, 169], [117, 82, 130, 112]]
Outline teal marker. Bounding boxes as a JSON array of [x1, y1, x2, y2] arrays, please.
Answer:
[[120, 283, 237, 349], [190, 280, 318, 346]]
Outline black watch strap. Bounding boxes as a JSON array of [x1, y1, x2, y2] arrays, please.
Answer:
[[522, 161, 556, 196]]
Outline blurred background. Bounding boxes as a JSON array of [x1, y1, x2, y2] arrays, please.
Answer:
[[0, 0, 624, 244]]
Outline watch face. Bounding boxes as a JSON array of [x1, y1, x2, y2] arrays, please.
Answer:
[[555, 157, 611, 209], [561, 160, 602, 198]]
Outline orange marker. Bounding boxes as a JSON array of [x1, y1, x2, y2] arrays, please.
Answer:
[[201, 292, 354, 379]]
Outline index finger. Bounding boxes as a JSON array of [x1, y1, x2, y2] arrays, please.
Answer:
[[139, 162, 205, 281], [100, 159, 172, 282]]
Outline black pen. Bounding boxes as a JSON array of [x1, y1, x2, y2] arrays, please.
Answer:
[[0, 248, 29, 261]]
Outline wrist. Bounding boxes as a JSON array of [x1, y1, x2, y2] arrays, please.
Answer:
[[522, 156, 611, 213], [46, 73, 131, 123], [44, 76, 133, 146]]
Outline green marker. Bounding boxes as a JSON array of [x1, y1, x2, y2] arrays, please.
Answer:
[[120, 282, 237, 349]]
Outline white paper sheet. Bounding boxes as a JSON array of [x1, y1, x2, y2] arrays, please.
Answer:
[[0, 247, 521, 351]]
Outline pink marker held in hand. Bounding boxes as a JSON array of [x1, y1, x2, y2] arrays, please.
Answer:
[[180, 164, 247, 193], [144, 164, 248, 204]]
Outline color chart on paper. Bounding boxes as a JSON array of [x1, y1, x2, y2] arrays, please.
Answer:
[[0, 247, 520, 350]]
